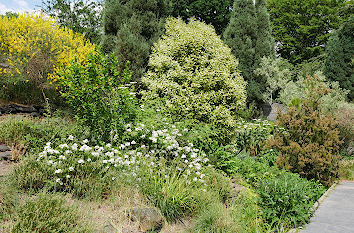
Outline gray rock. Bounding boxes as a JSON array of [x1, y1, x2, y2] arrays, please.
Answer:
[[126, 208, 164, 232], [103, 221, 116, 233], [31, 112, 40, 117], [266, 102, 287, 121], [0, 151, 12, 160], [0, 145, 10, 152]]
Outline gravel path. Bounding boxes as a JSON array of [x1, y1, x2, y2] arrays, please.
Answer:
[[301, 181, 354, 233]]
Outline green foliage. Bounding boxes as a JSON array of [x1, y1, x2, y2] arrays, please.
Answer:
[[268, 76, 343, 186], [136, 165, 204, 222], [101, 0, 171, 80], [57, 50, 137, 142], [41, 0, 102, 44], [192, 201, 239, 233], [0, 115, 88, 153], [218, 150, 283, 185], [171, 0, 233, 35], [11, 192, 92, 233], [223, 0, 275, 104], [267, 0, 346, 64], [279, 72, 349, 114], [254, 57, 294, 104], [233, 119, 278, 156], [335, 103, 354, 155], [257, 172, 326, 228], [324, 16, 354, 100], [142, 17, 247, 128]]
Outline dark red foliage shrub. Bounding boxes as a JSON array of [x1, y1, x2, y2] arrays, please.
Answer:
[[267, 76, 342, 186]]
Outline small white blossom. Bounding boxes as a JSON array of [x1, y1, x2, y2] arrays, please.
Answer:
[[69, 167, 74, 171], [78, 159, 84, 164], [68, 135, 74, 140]]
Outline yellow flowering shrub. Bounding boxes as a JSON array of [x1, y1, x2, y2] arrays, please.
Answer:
[[0, 13, 95, 93]]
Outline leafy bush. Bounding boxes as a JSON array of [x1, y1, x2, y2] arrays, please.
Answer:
[[268, 76, 342, 186], [11, 192, 92, 232], [278, 72, 349, 114], [0, 13, 95, 104], [57, 50, 138, 142], [257, 172, 325, 228], [335, 103, 354, 155], [217, 150, 283, 185], [141, 17, 247, 128]]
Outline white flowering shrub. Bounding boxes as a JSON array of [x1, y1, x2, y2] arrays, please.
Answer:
[[141, 17, 247, 127], [36, 122, 210, 191]]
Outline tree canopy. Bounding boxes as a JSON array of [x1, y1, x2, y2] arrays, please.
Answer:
[[267, 0, 346, 64]]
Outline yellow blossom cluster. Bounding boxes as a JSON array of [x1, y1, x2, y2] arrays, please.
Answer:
[[0, 13, 95, 84]]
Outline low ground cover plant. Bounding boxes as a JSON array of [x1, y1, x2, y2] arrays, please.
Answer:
[[0, 115, 89, 153]]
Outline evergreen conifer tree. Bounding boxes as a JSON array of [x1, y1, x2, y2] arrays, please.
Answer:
[[324, 16, 354, 100], [101, 0, 171, 81], [223, 0, 275, 105]]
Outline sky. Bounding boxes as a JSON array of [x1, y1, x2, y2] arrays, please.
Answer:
[[0, 0, 42, 14]]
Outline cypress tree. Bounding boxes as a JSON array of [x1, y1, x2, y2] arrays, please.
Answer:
[[324, 16, 354, 100], [223, 0, 275, 104], [101, 0, 171, 81]]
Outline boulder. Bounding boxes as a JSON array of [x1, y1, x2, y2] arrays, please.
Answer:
[[0, 151, 12, 160], [0, 145, 10, 152], [126, 208, 164, 232]]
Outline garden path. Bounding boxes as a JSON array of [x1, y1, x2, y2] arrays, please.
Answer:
[[301, 181, 354, 233]]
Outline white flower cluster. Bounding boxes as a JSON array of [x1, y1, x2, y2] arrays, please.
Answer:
[[37, 124, 209, 186]]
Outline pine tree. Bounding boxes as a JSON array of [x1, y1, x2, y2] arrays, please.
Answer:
[[324, 16, 354, 100], [223, 0, 257, 81], [223, 0, 275, 105], [254, 0, 275, 64], [101, 0, 171, 81]]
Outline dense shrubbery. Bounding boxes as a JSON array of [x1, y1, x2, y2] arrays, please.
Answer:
[[0, 13, 95, 104], [142, 17, 247, 128], [218, 150, 325, 229], [268, 76, 342, 186], [57, 50, 138, 141], [257, 172, 325, 228]]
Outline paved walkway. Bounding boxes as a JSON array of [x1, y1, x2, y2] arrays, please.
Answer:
[[301, 181, 354, 233]]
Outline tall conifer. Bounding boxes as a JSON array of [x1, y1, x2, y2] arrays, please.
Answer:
[[223, 0, 275, 104], [101, 0, 171, 81], [324, 17, 354, 100]]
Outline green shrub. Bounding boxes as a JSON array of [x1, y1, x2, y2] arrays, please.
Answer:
[[11, 192, 92, 233], [57, 49, 138, 142], [268, 76, 342, 186], [257, 172, 325, 228], [141, 17, 247, 128], [217, 150, 283, 185], [335, 103, 354, 155]]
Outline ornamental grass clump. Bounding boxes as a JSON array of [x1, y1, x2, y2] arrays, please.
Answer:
[[141, 17, 247, 128], [267, 75, 342, 186]]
